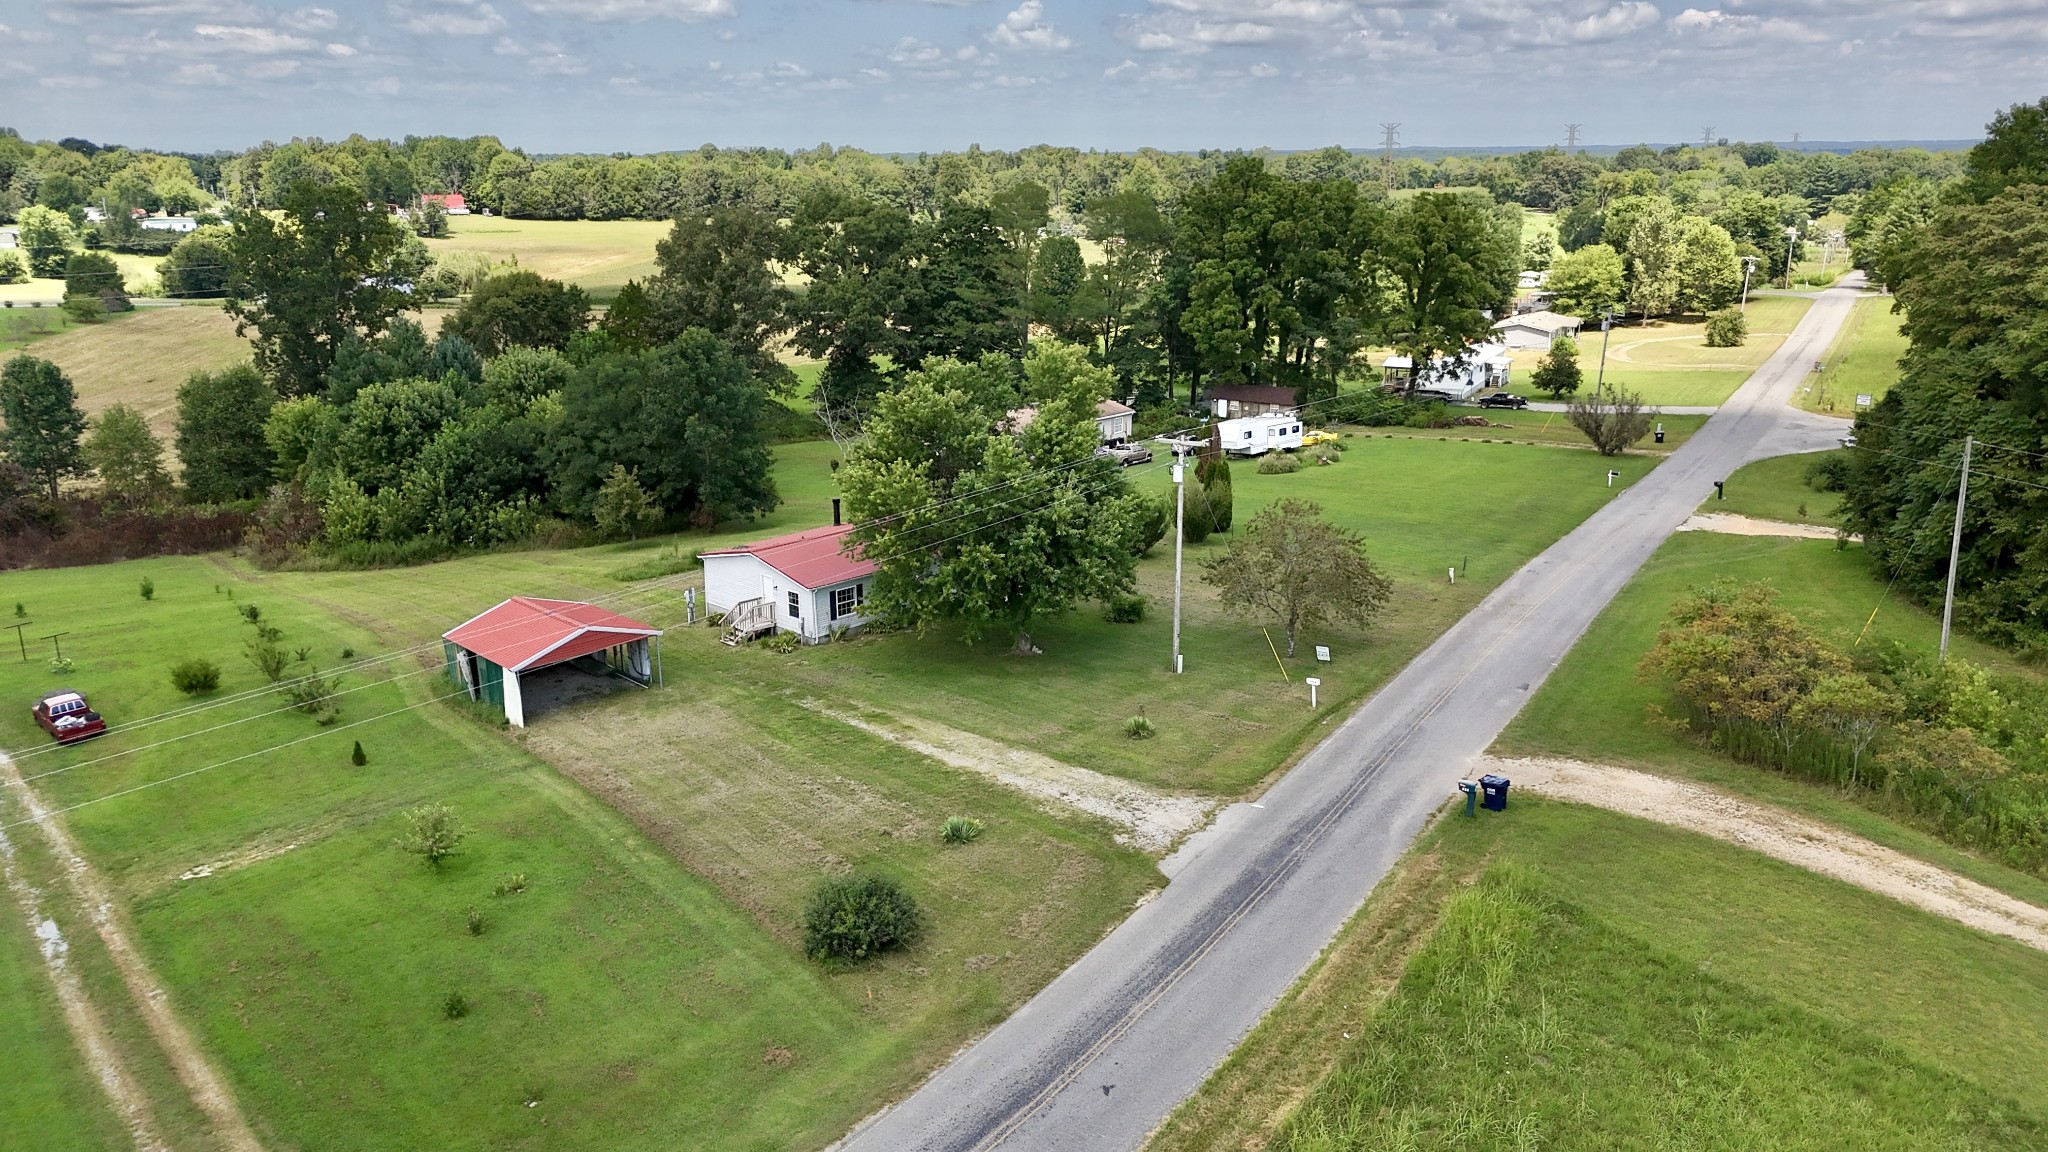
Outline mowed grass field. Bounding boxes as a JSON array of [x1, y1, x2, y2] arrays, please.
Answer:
[[1149, 799, 2048, 1152], [1505, 294, 1813, 407], [1799, 293, 1908, 415], [0, 431, 1670, 1149], [1359, 411, 1709, 454], [1698, 449, 1845, 525], [13, 305, 252, 443], [0, 253, 166, 304], [423, 216, 670, 300]]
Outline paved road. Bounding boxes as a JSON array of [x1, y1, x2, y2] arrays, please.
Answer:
[[1524, 401, 1723, 415], [834, 279, 1868, 1152]]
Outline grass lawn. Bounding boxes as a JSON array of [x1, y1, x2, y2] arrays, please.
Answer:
[[1507, 295, 1812, 408], [1699, 449, 1844, 525], [1356, 412, 1708, 454], [423, 217, 669, 300], [14, 305, 251, 444], [0, 547, 1151, 1151], [1798, 293, 1908, 416], [1150, 799, 2048, 1152], [0, 254, 164, 304], [1494, 529, 2048, 909]]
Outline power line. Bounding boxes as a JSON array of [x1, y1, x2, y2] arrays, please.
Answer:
[[1565, 124, 1582, 150], [1379, 123, 1401, 192]]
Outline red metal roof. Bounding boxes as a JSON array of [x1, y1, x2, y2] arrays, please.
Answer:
[[700, 524, 876, 590], [443, 596, 660, 673]]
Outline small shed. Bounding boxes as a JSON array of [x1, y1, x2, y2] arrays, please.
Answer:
[[700, 523, 877, 645], [442, 597, 661, 728], [1492, 309, 1583, 350], [1208, 384, 1301, 419]]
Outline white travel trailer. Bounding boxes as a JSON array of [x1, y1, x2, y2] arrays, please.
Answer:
[[1218, 414, 1304, 457]]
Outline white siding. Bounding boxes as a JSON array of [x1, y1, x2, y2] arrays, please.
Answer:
[[703, 552, 773, 614]]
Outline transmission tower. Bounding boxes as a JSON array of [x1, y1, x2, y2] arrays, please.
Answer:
[[1700, 126, 1716, 149], [1379, 123, 1400, 190], [1791, 131, 1803, 148], [1565, 123, 1582, 150]]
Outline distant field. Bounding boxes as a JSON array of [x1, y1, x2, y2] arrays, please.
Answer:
[[1152, 799, 2048, 1152], [14, 305, 251, 444], [1506, 294, 1812, 408], [1358, 412, 1710, 454], [1798, 293, 1907, 415], [0, 253, 166, 304], [422, 216, 670, 299]]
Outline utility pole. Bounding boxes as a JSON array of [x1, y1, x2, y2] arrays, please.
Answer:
[[1160, 435, 1207, 674], [1379, 123, 1400, 191], [1940, 436, 1974, 663], [1565, 123, 1582, 150], [1739, 255, 1759, 312], [1784, 225, 1801, 288], [1594, 309, 1615, 401]]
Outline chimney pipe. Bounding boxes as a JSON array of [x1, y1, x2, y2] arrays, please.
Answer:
[[832, 498, 842, 527]]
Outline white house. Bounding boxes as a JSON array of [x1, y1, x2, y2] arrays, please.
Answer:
[[700, 523, 877, 645], [1004, 399, 1138, 445], [0, 227, 18, 249], [139, 217, 200, 234], [1381, 344, 1513, 400], [1492, 309, 1584, 350]]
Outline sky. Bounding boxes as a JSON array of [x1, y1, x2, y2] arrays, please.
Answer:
[[3, 0, 2046, 154]]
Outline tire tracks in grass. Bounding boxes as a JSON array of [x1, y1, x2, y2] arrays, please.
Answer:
[[1, 750, 266, 1152]]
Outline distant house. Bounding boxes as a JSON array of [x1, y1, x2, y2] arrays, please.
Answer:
[[138, 217, 199, 234], [1492, 309, 1584, 350], [700, 522, 877, 645], [1003, 399, 1139, 444], [1380, 345, 1513, 400], [421, 193, 471, 215], [442, 597, 662, 728], [1518, 270, 1550, 290], [1207, 384, 1300, 419], [0, 227, 18, 249]]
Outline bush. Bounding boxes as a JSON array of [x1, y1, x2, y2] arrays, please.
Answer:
[[941, 817, 984, 845], [139, 577, 154, 600], [1257, 452, 1301, 475], [801, 873, 923, 966], [465, 908, 486, 936], [493, 873, 528, 896], [396, 803, 467, 868], [60, 294, 104, 324], [442, 991, 469, 1020], [0, 250, 27, 284], [1125, 714, 1157, 740], [1177, 480, 1212, 545], [1704, 309, 1748, 348], [350, 740, 367, 766], [1103, 592, 1147, 623], [169, 657, 221, 696]]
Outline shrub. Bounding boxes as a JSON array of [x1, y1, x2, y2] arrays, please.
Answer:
[[139, 577, 154, 600], [1177, 480, 1212, 545], [941, 817, 985, 845], [465, 908, 486, 936], [396, 803, 467, 868], [493, 873, 528, 897], [761, 630, 802, 653], [350, 740, 367, 766], [1103, 593, 1147, 623], [1704, 309, 1748, 348], [1257, 453, 1301, 475], [1566, 387, 1656, 456], [60, 294, 104, 324], [49, 655, 73, 674], [801, 873, 923, 967], [1125, 714, 1157, 740], [169, 657, 221, 696], [442, 991, 469, 1020]]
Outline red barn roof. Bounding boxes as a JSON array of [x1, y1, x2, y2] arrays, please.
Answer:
[[700, 524, 876, 590], [421, 193, 466, 210], [444, 596, 660, 672]]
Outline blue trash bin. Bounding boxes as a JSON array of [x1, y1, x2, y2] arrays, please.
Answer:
[[1479, 774, 1510, 812]]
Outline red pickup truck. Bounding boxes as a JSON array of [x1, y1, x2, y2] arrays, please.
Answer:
[[32, 689, 106, 744]]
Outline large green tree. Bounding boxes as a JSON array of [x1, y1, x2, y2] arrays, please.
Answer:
[[840, 343, 1146, 654], [0, 355, 89, 500], [1544, 242, 1625, 321], [1201, 498, 1393, 657], [15, 205, 79, 278], [1381, 192, 1517, 382], [224, 181, 429, 397], [175, 364, 277, 502], [546, 329, 778, 527], [82, 403, 169, 505], [1674, 217, 1742, 316], [644, 205, 794, 390], [440, 270, 588, 357], [787, 189, 921, 421], [159, 227, 233, 299]]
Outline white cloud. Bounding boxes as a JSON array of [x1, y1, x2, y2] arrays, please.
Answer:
[[390, 0, 507, 35], [171, 61, 229, 83], [246, 57, 301, 77], [325, 40, 356, 54], [522, 0, 733, 22], [1103, 57, 1137, 77], [988, 0, 1072, 51], [1573, 1, 1660, 41], [1249, 60, 1276, 76], [888, 36, 946, 66], [193, 24, 317, 51], [279, 6, 339, 31], [768, 60, 807, 77], [857, 66, 889, 80]]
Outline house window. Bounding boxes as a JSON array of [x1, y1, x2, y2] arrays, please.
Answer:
[[787, 591, 801, 619], [831, 583, 865, 621]]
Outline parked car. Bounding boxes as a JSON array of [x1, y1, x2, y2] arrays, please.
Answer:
[[1478, 393, 1530, 410], [1409, 389, 1455, 404], [1302, 429, 1340, 446], [1096, 443, 1154, 467], [33, 689, 106, 744]]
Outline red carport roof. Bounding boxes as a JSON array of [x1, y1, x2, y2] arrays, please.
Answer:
[[699, 523, 876, 590], [443, 596, 661, 673]]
